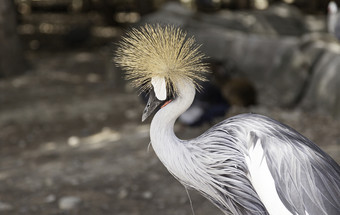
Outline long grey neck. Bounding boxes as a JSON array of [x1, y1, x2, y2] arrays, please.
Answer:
[[149, 79, 196, 163]]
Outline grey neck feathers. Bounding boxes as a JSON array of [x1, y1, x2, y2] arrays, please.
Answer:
[[149, 78, 195, 162]]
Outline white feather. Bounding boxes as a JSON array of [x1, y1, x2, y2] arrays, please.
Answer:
[[151, 76, 167, 101], [245, 137, 293, 215]]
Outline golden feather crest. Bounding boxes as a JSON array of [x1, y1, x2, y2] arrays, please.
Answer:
[[114, 24, 208, 95]]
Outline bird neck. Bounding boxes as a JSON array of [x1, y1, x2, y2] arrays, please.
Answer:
[[150, 78, 195, 157]]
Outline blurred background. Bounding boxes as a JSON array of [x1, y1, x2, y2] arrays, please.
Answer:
[[0, 0, 340, 214]]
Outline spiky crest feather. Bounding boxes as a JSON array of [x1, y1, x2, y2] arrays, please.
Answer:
[[114, 24, 208, 95]]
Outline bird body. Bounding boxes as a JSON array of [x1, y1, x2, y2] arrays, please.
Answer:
[[115, 25, 340, 215], [150, 77, 340, 215]]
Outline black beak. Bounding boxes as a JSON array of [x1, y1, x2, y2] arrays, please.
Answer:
[[142, 90, 163, 122]]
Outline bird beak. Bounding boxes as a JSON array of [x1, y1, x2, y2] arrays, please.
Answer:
[[142, 90, 163, 122]]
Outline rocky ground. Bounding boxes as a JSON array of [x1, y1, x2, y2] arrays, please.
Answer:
[[0, 47, 339, 215]]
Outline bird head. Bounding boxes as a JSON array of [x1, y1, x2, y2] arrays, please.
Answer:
[[328, 1, 338, 14], [115, 24, 208, 121]]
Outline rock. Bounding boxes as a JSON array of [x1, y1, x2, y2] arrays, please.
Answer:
[[142, 2, 308, 37], [142, 191, 153, 199], [257, 3, 307, 36], [302, 50, 340, 119], [58, 196, 81, 210], [141, 2, 192, 27], [117, 189, 128, 199], [45, 194, 56, 203], [196, 11, 258, 34], [104, 188, 114, 195], [68, 136, 80, 147], [208, 32, 307, 106], [0, 201, 13, 211], [179, 9, 309, 107], [187, 23, 244, 61], [255, 36, 309, 106]]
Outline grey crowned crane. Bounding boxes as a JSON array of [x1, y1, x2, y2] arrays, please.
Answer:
[[115, 24, 340, 215]]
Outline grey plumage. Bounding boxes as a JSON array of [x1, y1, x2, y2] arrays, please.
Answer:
[[185, 113, 340, 215], [186, 118, 269, 214]]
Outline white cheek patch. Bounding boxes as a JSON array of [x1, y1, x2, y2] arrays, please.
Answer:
[[151, 76, 167, 101]]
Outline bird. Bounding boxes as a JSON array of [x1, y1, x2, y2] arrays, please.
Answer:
[[115, 24, 340, 215], [328, 1, 340, 41]]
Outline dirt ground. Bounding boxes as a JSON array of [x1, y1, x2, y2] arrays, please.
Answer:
[[0, 47, 339, 215]]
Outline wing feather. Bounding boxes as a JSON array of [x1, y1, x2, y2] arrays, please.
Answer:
[[235, 114, 340, 215]]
